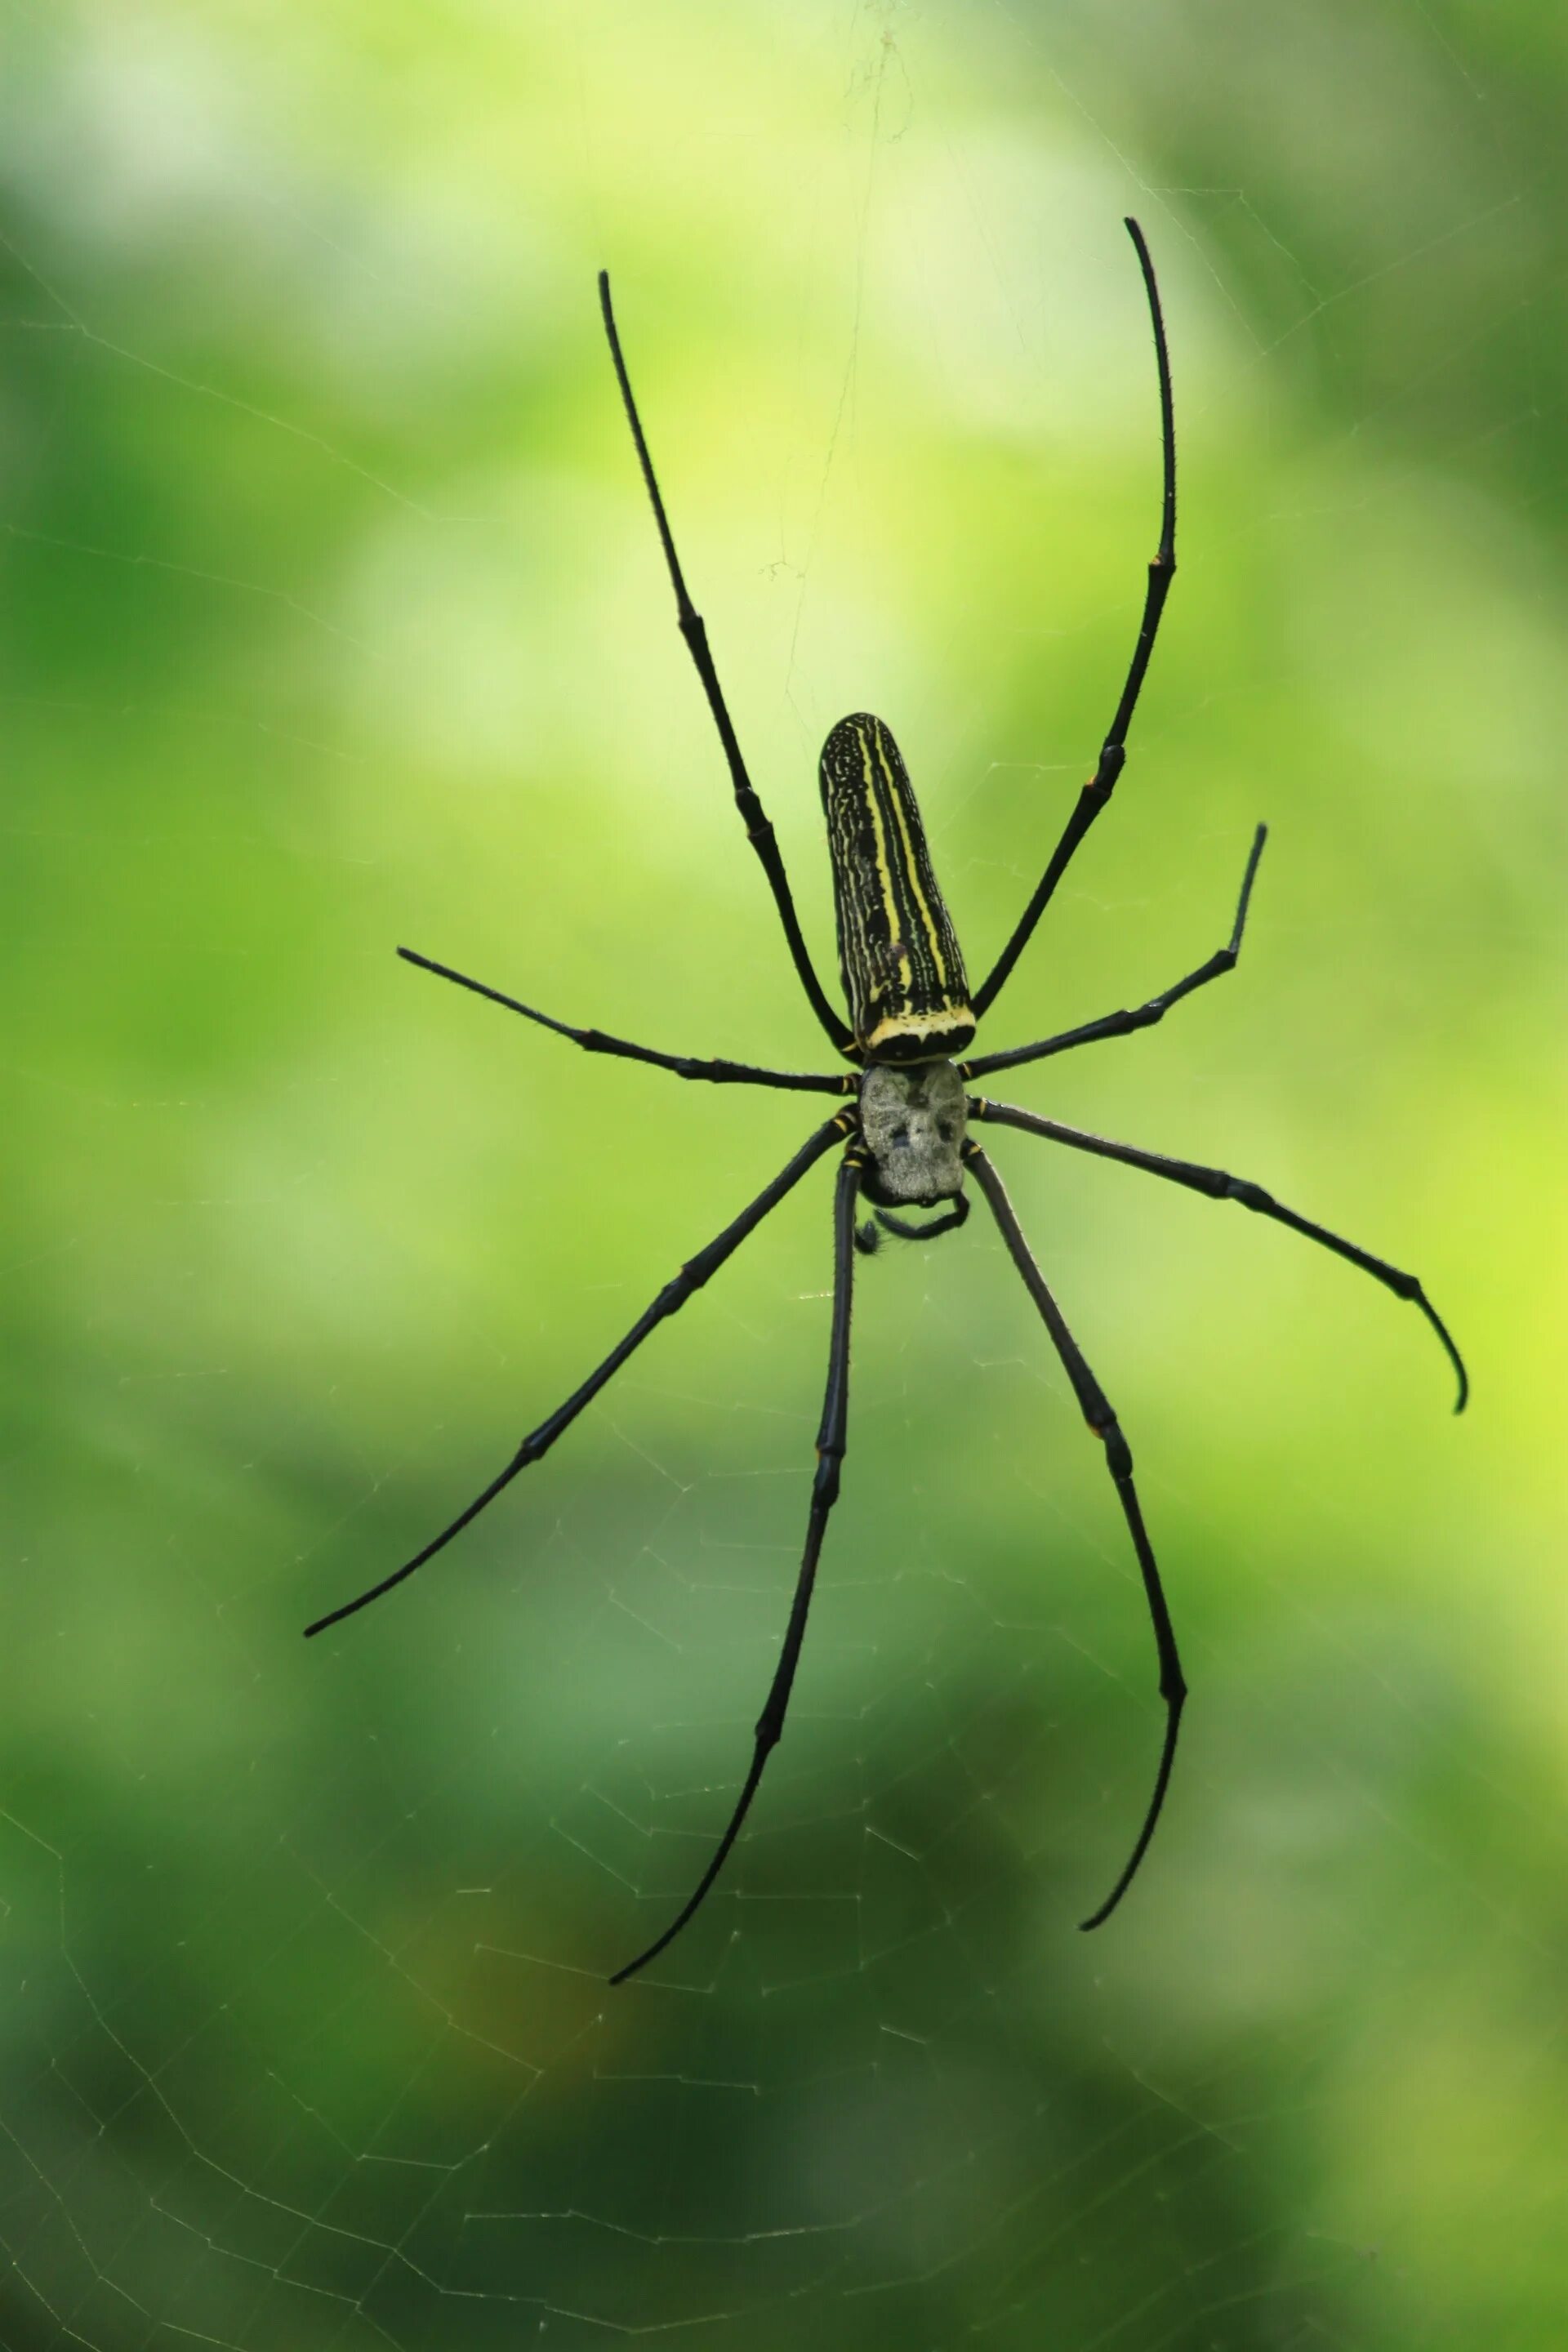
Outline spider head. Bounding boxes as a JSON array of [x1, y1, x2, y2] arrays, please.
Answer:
[[858, 1060, 967, 1207]]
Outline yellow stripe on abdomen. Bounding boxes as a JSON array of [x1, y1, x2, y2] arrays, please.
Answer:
[[818, 713, 974, 1063]]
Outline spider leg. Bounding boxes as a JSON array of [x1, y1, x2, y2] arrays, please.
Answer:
[[598, 273, 855, 1059], [964, 825, 1265, 1082], [965, 1144, 1183, 1930], [304, 1112, 853, 1639], [398, 948, 853, 1096], [610, 1148, 862, 1984], [973, 219, 1176, 1022], [971, 1098, 1468, 1411]]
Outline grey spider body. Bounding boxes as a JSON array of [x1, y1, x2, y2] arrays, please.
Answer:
[[857, 1060, 967, 1209]]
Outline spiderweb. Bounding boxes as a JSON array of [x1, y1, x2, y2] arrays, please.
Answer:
[[2, 3, 1560, 2348]]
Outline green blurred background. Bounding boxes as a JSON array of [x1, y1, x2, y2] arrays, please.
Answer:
[[3, 2, 1564, 2345]]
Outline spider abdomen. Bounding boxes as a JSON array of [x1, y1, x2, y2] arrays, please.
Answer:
[[820, 713, 975, 1062], [858, 1060, 967, 1207]]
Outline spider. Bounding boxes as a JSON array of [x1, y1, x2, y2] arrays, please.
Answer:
[[306, 220, 1468, 1984]]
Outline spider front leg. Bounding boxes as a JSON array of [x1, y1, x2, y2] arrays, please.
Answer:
[[972, 1098, 1468, 1410], [965, 1144, 1184, 1927], [611, 1147, 863, 1984], [304, 1112, 852, 1639], [965, 824, 1267, 1083]]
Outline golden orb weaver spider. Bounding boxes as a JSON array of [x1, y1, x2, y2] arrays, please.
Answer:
[[307, 220, 1468, 1984]]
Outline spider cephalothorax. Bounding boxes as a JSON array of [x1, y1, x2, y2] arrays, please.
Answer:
[[857, 1058, 968, 1208], [308, 222, 1467, 1989]]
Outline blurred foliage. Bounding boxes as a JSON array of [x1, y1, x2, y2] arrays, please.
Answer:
[[1, 2, 1564, 2347]]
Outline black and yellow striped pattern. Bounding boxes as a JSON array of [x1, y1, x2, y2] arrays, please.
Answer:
[[818, 713, 975, 1062]]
